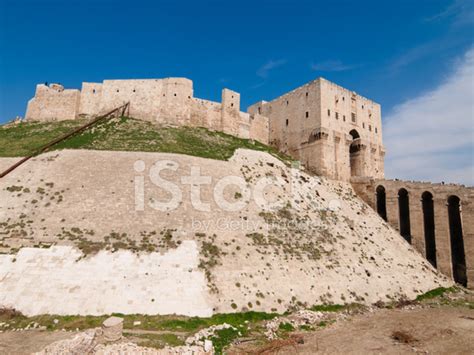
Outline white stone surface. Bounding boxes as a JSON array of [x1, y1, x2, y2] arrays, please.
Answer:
[[0, 241, 212, 317], [0, 149, 452, 316]]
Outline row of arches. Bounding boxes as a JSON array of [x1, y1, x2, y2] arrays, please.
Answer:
[[375, 186, 467, 287]]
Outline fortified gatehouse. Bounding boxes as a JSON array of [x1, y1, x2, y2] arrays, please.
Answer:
[[248, 78, 385, 182]]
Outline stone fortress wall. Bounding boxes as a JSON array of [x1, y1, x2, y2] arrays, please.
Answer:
[[248, 78, 385, 181], [25, 78, 270, 144], [26, 83, 81, 121], [21, 76, 473, 288], [352, 178, 474, 288], [25, 76, 384, 182]]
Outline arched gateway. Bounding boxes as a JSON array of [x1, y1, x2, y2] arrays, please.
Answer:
[[349, 129, 364, 177]]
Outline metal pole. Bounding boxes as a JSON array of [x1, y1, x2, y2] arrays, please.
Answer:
[[0, 103, 129, 179]]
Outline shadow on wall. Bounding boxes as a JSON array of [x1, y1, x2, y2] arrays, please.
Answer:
[[352, 179, 472, 289]]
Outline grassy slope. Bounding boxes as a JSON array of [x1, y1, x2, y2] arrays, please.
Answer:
[[0, 120, 85, 157], [0, 117, 291, 162]]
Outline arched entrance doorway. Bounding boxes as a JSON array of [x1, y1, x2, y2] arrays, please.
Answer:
[[421, 191, 436, 268], [349, 129, 363, 177], [398, 188, 411, 244], [447, 195, 467, 287], [376, 185, 387, 221]]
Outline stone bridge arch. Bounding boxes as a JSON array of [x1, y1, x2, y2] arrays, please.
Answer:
[[376, 185, 387, 221], [447, 195, 467, 287], [351, 179, 473, 287], [398, 188, 412, 244], [421, 191, 436, 268]]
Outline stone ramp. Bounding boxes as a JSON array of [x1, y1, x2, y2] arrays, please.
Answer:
[[0, 149, 452, 316]]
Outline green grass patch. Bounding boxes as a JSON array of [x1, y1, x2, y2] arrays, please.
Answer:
[[0, 310, 278, 333], [210, 327, 241, 355], [309, 303, 366, 313], [278, 322, 294, 331], [123, 333, 185, 349], [309, 304, 345, 312], [0, 120, 86, 157], [155, 311, 278, 332], [0, 309, 278, 354], [0, 312, 109, 331], [0, 117, 293, 164], [415, 287, 458, 302]]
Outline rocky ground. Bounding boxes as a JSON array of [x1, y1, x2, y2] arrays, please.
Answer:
[[0, 288, 472, 354], [232, 305, 474, 354]]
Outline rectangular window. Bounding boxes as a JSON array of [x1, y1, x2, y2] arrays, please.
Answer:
[[362, 122, 365, 128], [369, 125, 372, 131], [335, 112, 339, 120], [351, 112, 356, 122], [305, 111, 309, 118], [286, 119, 289, 126], [343, 115, 346, 122], [258, 107, 261, 114], [375, 127, 378, 133], [328, 109, 331, 116]]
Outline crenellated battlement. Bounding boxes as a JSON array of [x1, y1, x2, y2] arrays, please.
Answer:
[[25, 78, 270, 144]]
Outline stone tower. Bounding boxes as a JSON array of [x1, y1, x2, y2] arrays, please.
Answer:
[[248, 77, 385, 181]]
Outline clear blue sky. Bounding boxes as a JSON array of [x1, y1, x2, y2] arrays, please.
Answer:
[[0, 0, 472, 122], [0, 0, 473, 185]]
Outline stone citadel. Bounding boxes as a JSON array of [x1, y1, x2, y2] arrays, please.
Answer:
[[26, 77, 383, 182], [24, 77, 472, 287]]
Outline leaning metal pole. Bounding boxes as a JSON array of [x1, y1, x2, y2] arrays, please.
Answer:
[[0, 102, 129, 179]]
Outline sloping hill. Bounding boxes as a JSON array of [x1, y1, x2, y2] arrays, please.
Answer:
[[0, 146, 451, 317], [0, 117, 288, 161]]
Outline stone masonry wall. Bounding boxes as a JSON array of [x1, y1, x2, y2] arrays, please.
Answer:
[[25, 84, 80, 121], [247, 113, 270, 144], [352, 177, 474, 288], [248, 78, 385, 181], [25, 77, 387, 178], [79, 82, 103, 117], [319, 79, 384, 180], [25, 78, 270, 145]]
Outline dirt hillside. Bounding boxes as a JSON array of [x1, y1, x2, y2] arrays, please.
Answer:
[[0, 149, 451, 316]]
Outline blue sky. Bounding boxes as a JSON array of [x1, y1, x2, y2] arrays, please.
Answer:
[[0, 0, 473, 184]]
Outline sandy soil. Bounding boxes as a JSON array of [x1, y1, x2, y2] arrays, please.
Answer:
[[0, 330, 79, 355], [233, 306, 474, 355], [1, 305, 472, 354]]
